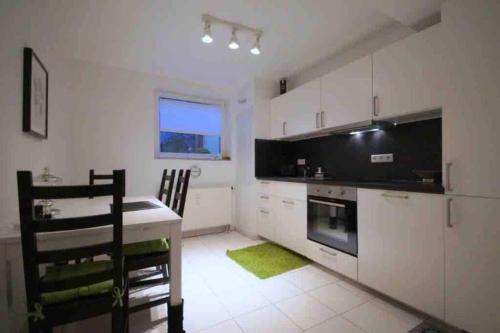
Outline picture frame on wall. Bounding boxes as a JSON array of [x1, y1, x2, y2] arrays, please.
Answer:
[[23, 47, 48, 138]]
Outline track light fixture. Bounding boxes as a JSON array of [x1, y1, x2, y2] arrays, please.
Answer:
[[201, 20, 213, 44], [228, 28, 240, 50], [201, 14, 263, 55], [250, 35, 261, 55]]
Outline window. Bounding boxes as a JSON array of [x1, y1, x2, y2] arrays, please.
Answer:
[[155, 94, 225, 159]]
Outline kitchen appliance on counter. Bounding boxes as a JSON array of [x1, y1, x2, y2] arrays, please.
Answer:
[[412, 169, 442, 183], [314, 167, 325, 179], [307, 184, 358, 257]]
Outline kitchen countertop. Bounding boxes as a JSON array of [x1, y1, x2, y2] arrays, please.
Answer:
[[256, 177, 444, 194]]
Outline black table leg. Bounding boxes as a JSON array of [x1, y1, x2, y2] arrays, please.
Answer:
[[168, 299, 184, 333]]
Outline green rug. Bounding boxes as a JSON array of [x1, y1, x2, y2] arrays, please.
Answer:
[[226, 242, 310, 279]]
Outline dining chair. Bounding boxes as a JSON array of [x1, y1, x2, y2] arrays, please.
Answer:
[[17, 170, 127, 332], [158, 169, 176, 206], [123, 169, 190, 318], [89, 169, 126, 198]]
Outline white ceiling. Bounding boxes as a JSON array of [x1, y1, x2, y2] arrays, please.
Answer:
[[13, 0, 444, 88]]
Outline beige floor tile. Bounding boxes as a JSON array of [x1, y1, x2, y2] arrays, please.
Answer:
[[343, 299, 423, 333], [276, 293, 336, 330], [306, 316, 366, 333], [308, 283, 367, 313], [198, 319, 244, 333], [235, 305, 301, 333]]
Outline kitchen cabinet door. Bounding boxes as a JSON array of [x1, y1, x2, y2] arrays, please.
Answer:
[[256, 206, 275, 242], [321, 55, 372, 128], [372, 24, 443, 119], [275, 198, 307, 254], [444, 195, 500, 333], [269, 79, 320, 138], [358, 189, 444, 319], [306, 240, 358, 280], [441, 1, 500, 198], [256, 193, 274, 241], [270, 96, 288, 139]]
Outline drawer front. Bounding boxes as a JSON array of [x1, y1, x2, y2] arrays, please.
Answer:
[[273, 182, 307, 201], [257, 180, 273, 195], [307, 240, 358, 280], [257, 193, 272, 209]]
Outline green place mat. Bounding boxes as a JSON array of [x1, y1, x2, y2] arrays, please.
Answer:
[[226, 242, 310, 279]]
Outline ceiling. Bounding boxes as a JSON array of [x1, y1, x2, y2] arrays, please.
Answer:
[[9, 0, 444, 88]]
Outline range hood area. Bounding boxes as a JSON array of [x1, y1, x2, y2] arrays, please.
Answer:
[[282, 109, 442, 141]]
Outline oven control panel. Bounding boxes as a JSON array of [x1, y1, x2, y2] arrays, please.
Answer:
[[307, 184, 357, 201]]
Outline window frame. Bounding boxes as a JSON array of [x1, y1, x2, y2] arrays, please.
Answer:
[[154, 91, 226, 160]]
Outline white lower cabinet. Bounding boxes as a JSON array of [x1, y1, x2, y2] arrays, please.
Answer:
[[256, 181, 307, 255], [275, 197, 307, 255], [306, 240, 357, 280], [358, 189, 445, 319], [256, 181, 358, 280], [256, 193, 274, 240], [444, 195, 500, 333]]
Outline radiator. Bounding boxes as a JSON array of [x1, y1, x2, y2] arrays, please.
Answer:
[[182, 186, 233, 232]]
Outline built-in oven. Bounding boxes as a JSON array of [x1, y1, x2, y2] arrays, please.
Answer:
[[307, 184, 358, 257]]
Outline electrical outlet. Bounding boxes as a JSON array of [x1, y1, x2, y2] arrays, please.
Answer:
[[371, 153, 394, 163]]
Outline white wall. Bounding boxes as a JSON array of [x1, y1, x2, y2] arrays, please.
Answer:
[[0, 1, 76, 225], [0, 1, 239, 228], [69, 58, 238, 198]]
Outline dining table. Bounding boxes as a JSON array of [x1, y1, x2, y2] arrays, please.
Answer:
[[0, 195, 183, 332]]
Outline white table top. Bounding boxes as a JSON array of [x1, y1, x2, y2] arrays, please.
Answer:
[[0, 195, 181, 244]]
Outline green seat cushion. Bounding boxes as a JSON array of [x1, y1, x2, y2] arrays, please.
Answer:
[[41, 261, 114, 305], [42, 260, 113, 283], [123, 238, 169, 256], [41, 280, 113, 305]]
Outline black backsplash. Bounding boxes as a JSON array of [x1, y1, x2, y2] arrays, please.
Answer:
[[255, 118, 442, 181]]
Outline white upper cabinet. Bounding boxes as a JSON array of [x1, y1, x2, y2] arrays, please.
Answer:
[[320, 55, 373, 128], [441, 0, 500, 198], [372, 24, 444, 119], [270, 79, 320, 138], [444, 195, 500, 333], [270, 96, 288, 139], [358, 189, 444, 319]]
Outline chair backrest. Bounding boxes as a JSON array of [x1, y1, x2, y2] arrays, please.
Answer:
[[89, 169, 126, 197], [171, 169, 191, 217], [17, 170, 125, 317], [158, 169, 176, 206]]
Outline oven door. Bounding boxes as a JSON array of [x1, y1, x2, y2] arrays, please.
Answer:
[[307, 195, 357, 256]]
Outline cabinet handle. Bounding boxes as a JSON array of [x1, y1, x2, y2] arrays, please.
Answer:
[[381, 192, 409, 199], [320, 247, 337, 256], [309, 199, 345, 208], [446, 197, 453, 228], [260, 195, 269, 200], [260, 209, 270, 215], [321, 111, 325, 128], [282, 200, 294, 205], [372, 95, 379, 117], [315, 113, 319, 129], [445, 162, 453, 192]]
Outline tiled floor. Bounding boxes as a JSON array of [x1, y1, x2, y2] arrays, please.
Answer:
[[125, 230, 425, 333]]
